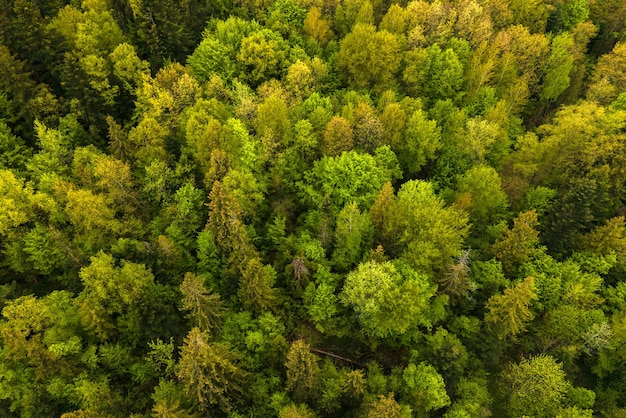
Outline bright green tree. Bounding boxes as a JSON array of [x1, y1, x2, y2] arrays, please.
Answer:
[[340, 260, 436, 337], [500, 355, 570, 418]]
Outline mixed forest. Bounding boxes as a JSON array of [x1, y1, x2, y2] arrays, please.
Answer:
[[3, 0, 626, 416]]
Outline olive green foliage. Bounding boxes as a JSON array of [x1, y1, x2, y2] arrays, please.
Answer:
[[1, 0, 626, 416]]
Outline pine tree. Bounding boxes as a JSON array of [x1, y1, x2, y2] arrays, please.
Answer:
[[485, 276, 536, 339], [177, 327, 246, 412], [180, 272, 225, 334]]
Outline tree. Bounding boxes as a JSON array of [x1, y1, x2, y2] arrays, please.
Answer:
[[336, 24, 401, 92], [64, 188, 121, 249], [364, 393, 412, 418], [379, 4, 408, 35], [299, 149, 400, 211], [399, 362, 450, 416], [587, 42, 626, 105], [508, 0, 548, 32], [500, 355, 570, 418], [26, 120, 73, 191], [77, 252, 154, 340], [304, 6, 332, 45], [322, 116, 354, 156], [491, 211, 540, 276], [540, 33, 575, 102], [177, 327, 246, 412], [485, 276, 536, 340], [334, 0, 374, 36], [398, 109, 441, 174], [285, 340, 321, 401], [455, 0, 493, 47], [180, 272, 225, 334], [254, 94, 291, 152], [353, 101, 384, 152], [188, 35, 236, 83], [371, 180, 469, 274], [404, 44, 465, 103], [556, 0, 590, 31], [332, 202, 374, 272], [237, 30, 286, 86], [0, 169, 54, 235], [459, 118, 502, 163], [456, 165, 508, 233], [238, 258, 277, 312], [206, 180, 254, 267], [380, 102, 406, 149], [279, 403, 316, 418], [340, 260, 436, 337]]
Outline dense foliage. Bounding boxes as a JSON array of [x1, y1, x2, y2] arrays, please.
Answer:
[[2, 0, 626, 416]]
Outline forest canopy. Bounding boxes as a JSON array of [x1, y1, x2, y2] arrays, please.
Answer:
[[2, 0, 626, 416]]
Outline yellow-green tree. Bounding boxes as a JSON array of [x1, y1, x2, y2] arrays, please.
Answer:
[[485, 276, 536, 340], [177, 327, 246, 412]]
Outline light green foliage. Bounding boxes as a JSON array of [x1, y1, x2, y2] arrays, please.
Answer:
[[165, 183, 206, 248], [379, 4, 408, 35], [255, 94, 291, 150], [364, 393, 412, 418], [340, 260, 435, 337], [332, 202, 374, 271], [306, 282, 339, 332], [279, 403, 316, 418], [337, 24, 401, 92], [142, 160, 175, 204], [460, 118, 502, 163], [27, 121, 73, 189], [1, 294, 53, 360], [588, 42, 626, 104], [444, 377, 492, 418], [0, 170, 54, 235], [485, 277, 536, 339], [492, 211, 540, 275], [65, 188, 121, 240], [404, 44, 465, 103], [77, 252, 154, 339], [188, 36, 237, 82], [556, 407, 593, 418], [238, 30, 287, 86], [541, 34, 575, 101], [109, 43, 149, 93], [222, 169, 266, 223], [371, 180, 469, 273], [456, 165, 508, 229], [399, 109, 441, 174], [126, 117, 169, 166], [22, 224, 67, 275], [267, 0, 306, 36], [500, 355, 570, 418], [399, 362, 450, 415], [299, 149, 399, 211]]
